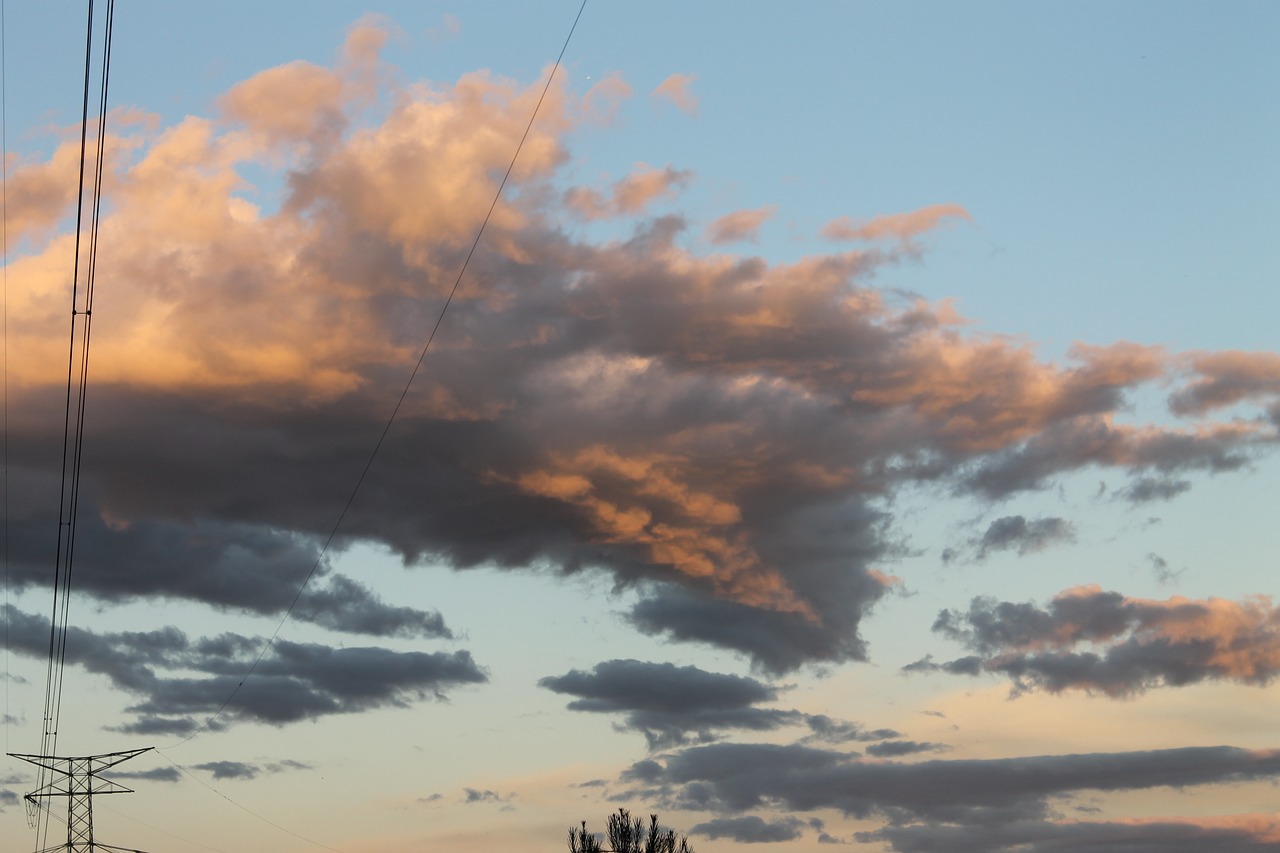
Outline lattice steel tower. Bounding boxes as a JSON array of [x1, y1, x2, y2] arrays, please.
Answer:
[[7, 747, 152, 853]]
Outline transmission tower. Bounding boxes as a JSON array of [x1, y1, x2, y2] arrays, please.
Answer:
[[7, 747, 152, 853]]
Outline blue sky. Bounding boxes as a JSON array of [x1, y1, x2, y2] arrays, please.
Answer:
[[3, 3, 1279, 852]]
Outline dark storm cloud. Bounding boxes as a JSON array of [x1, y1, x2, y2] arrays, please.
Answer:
[[540, 659, 897, 749], [7, 21, 1280, 680], [920, 588, 1280, 695], [620, 741, 1280, 826], [689, 815, 805, 843], [975, 516, 1075, 558], [2, 605, 485, 732]]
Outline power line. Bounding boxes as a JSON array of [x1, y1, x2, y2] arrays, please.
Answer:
[[33, 1, 116, 849], [98, 799, 232, 853], [155, 749, 346, 853], [2, 0, 10, 762], [165, 0, 591, 749]]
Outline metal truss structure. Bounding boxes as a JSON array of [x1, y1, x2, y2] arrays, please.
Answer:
[[7, 747, 153, 853]]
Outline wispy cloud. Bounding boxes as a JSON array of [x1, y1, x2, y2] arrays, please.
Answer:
[[821, 203, 970, 247], [564, 164, 691, 220], [704, 206, 775, 245], [652, 73, 698, 114]]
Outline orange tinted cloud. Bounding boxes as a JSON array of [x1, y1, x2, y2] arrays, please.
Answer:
[[579, 73, 632, 126], [511, 446, 811, 615], [652, 73, 698, 114], [705, 206, 776, 245], [928, 585, 1280, 695], [7, 21, 1280, 673], [564, 163, 691, 219], [822, 203, 971, 244], [1171, 350, 1280, 415]]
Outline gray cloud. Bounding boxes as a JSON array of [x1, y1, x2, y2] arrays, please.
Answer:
[[2, 467, 451, 641], [689, 815, 805, 843], [801, 715, 900, 745], [921, 588, 1280, 695], [865, 741, 948, 758], [1119, 476, 1192, 503], [110, 767, 182, 784], [3, 605, 485, 732], [859, 815, 1280, 853], [540, 659, 897, 749], [975, 516, 1075, 558], [192, 760, 308, 781], [620, 742, 1280, 827]]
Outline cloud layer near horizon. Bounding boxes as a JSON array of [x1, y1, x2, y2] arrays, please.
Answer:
[[618, 741, 1280, 851], [8, 20, 1280, 693]]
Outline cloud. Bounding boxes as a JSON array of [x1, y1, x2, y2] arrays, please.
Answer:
[[0, 789, 18, 811], [3, 605, 486, 732], [195, 761, 259, 780], [1119, 476, 1192, 503], [860, 814, 1280, 853], [864, 740, 948, 758], [539, 659, 893, 749], [3, 19, 1279, 686], [107, 766, 182, 784], [0, 473, 451, 639], [427, 13, 461, 43], [463, 788, 513, 805], [821, 204, 970, 246], [191, 759, 309, 781], [652, 73, 697, 114], [579, 73, 633, 126], [564, 164, 691, 220], [1147, 552, 1182, 585], [540, 659, 786, 748], [689, 815, 805, 843], [975, 515, 1075, 559], [1170, 351, 1280, 416], [620, 741, 1280, 830], [924, 586, 1280, 695], [704, 206, 776, 245], [801, 715, 900, 745], [293, 574, 453, 638]]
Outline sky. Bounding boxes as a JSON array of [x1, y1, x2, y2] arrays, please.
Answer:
[[1, 2, 1279, 851]]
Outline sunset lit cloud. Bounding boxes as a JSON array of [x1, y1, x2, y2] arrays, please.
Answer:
[[2, 6, 1275, 853]]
